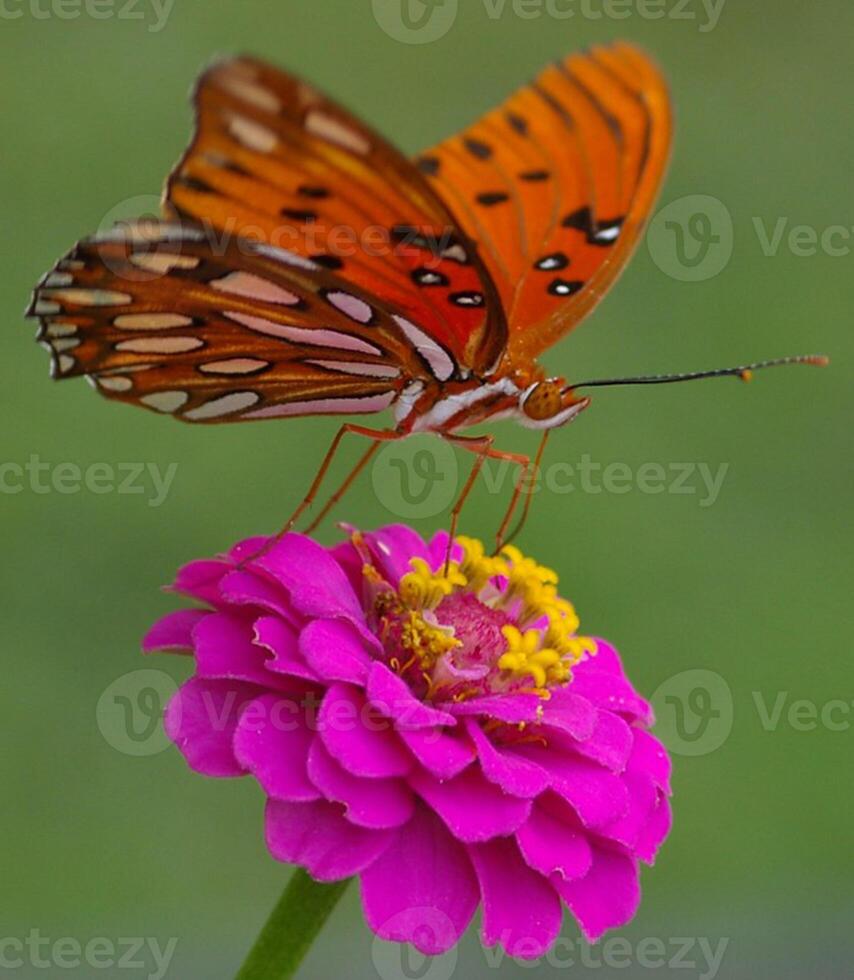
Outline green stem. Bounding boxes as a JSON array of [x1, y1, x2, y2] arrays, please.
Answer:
[[235, 870, 350, 980]]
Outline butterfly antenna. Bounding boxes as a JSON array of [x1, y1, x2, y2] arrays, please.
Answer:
[[570, 354, 829, 391]]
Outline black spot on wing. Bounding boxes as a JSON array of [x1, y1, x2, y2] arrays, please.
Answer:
[[519, 169, 550, 182], [506, 112, 528, 135], [412, 267, 450, 287], [281, 208, 318, 222], [312, 254, 344, 270], [547, 279, 584, 297], [449, 291, 485, 307], [464, 138, 493, 160], [297, 185, 330, 199], [417, 155, 441, 176], [534, 252, 569, 271], [476, 192, 510, 207]]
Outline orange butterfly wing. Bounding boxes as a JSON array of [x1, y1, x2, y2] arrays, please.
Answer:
[[415, 42, 672, 367], [29, 222, 463, 422], [164, 56, 507, 376]]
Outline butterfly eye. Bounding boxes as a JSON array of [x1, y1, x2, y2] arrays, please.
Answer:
[[521, 380, 563, 421]]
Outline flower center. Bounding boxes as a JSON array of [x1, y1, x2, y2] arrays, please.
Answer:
[[365, 536, 596, 702]]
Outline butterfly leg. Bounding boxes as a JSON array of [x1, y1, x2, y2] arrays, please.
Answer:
[[286, 423, 401, 534], [441, 434, 495, 570], [232, 424, 399, 571], [494, 431, 550, 552], [303, 435, 388, 534], [443, 435, 531, 567]]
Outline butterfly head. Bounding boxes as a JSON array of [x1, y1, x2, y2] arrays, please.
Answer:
[[518, 379, 590, 430]]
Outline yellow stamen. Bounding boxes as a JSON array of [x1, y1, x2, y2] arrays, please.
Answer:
[[399, 557, 466, 611]]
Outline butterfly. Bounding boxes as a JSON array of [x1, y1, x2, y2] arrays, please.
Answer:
[[27, 42, 825, 547]]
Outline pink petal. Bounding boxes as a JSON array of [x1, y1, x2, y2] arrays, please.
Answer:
[[631, 729, 672, 795], [514, 744, 630, 828], [265, 798, 392, 881], [307, 739, 414, 829], [409, 766, 531, 843], [367, 663, 456, 729], [448, 693, 542, 723], [636, 793, 672, 864], [219, 569, 300, 626], [193, 612, 290, 690], [318, 684, 412, 778], [465, 720, 550, 798], [569, 667, 652, 724], [398, 726, 474, 779], [299, 619, 376, 684], [600, 770, 656, 851], [469, 836, 563, 958], [255, 615, 319, 682], [540, 691, 598, 740], [360, 805, 479, 955], [362, 524, 432, 585], [517, 801, 593, 881], [556, 709, 634, 773], [581, 639, 625, 675], [426, 531, 463, 571], [142, 608, 206, 653], [233, 693, 319, 801], [254, 533, 366, 626], [555, 847, 640, 941], [165, 677, 258, 776], [169, 558, 230, 606]]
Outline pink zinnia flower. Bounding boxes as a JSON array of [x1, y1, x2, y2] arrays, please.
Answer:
[[145, 525, 672, 957]]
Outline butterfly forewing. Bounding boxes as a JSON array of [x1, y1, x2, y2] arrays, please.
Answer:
[[416, 42, 672, 365], [29, 222, 457, 422], [165, 56, 506, 375]]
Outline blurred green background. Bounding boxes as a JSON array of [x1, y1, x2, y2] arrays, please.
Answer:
[[1, 1, 851, 977]]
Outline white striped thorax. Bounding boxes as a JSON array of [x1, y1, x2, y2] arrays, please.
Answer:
[[395, 373, 591, 434]]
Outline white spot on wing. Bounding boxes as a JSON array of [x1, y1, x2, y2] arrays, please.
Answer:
[[325, 290, 373, 324], [130, 253, 201, 273], [43, 289, 132, 306], [305, 359, 400, 379], [305, 110, 370, 155], [218, 76, 281, 112], [211, 271, 302, 306], [113, 313, 193, 330], [199, 358, 270, 375], [225, 312, 382, 355], [228, 114, 278, 153], [184, 391, 260, 420], [97, 375, 133, 392], [247, 242, 319, 271], [45, 322, 77, 337], [392, 315, 455, 381], [141, 391, 189, 413], [243, 391, 395, 419], [115, 336, 203, 354]]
